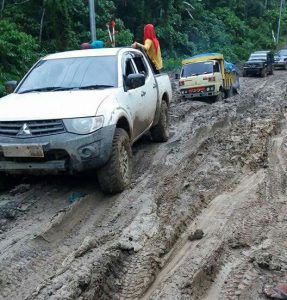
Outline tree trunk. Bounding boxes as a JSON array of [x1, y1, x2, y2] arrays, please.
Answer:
[[39, 7, 46, 44], [1, 0, 5, 18]]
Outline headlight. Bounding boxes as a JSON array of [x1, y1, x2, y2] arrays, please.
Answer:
[[64, 116, 104, 134]]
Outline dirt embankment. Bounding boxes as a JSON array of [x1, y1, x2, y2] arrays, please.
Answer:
[[0, 72, 287, 300]]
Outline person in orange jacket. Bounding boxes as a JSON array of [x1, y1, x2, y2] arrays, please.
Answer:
[[132, 24, 163, 74]]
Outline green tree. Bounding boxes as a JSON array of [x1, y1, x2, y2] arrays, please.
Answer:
[[0, 19, 39, 96]]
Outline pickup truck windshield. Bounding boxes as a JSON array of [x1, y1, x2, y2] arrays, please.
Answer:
[[249, 54, 267, 61], [277, 50, 287, 56], [17, 56, 117, 94], [182, 61, 213, 77]]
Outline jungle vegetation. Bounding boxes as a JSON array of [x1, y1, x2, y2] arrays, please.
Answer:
[[0, 0, 286, 95]]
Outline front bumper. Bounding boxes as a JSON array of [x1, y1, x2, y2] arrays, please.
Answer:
[[181, 92, 217, 99], [274, 62, 286, 68], [180, 86, 217, 99], [0, 125, 116, 174], [244, 67, 262, 75]]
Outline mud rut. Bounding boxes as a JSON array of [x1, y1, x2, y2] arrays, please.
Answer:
[[0, 72, 287, 299]]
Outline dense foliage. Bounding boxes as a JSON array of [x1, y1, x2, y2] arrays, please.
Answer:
[[0, 0, 286, 95]]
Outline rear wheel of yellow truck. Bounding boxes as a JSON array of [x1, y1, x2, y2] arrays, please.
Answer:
[[226, 88, 235, 98]]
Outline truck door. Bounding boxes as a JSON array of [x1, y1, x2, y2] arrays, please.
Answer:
[[133, 53, 157, 128], [122, 54, 152, 140], [213, 61, 223, 91]]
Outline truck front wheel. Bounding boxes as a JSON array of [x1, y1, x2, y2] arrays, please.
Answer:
[[151, 101, 169, 142], [215, 91, 224, 102], [261, 68, 267, 77], [97, 128, 132, 194]]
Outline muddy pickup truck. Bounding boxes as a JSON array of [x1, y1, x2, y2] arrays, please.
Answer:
[[0, 48, 172, 194]]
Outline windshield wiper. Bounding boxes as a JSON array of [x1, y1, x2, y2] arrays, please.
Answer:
[[18, 87, 64, 94], [18, 85, 114, 94], [77, 85, 114, 90]]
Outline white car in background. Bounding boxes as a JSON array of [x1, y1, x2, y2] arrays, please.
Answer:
[[274, 49, 287, 70]]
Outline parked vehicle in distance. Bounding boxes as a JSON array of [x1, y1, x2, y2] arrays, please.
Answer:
[[0, 48, 172, 194], [243, 51, 274, 77], [178, 53, 240, 101], [274, 49, 287, 70]]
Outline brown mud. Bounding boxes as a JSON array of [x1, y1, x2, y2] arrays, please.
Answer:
[[0, 72, 287, 299]]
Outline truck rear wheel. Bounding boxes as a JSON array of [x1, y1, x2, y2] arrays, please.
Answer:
[[150, 101, 169, 142], [97, 128, 132, 194], [226, 88, 234, 98]]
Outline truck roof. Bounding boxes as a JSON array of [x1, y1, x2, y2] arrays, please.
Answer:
[[253, 50, 271, 54], [43, 48, 124, 60], [182, 53, 224, 65]]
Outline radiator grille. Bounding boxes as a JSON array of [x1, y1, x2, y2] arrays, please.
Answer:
[[0, 120, 65, 137]]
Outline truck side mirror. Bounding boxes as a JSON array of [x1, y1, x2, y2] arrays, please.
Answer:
[[5, 81, 18, 94], [125, 74, 145, 90], [175, 74, 180, 80]]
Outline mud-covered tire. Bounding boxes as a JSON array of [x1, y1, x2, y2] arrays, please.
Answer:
[[97, 128, 132, 194], [226, 88, 234, 98], [215, 91, 224, 102], [150, 101, 169, 142], [261, 68, 267, 77]]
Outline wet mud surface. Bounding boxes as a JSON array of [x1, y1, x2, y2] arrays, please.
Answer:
[[0, 72, 287, 299]]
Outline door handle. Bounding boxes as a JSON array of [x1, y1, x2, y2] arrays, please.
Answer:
[[153, 83, 157, 88], [141, 91, 146, 97]]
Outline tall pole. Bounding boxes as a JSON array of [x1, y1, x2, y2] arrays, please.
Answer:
[[89, 0, 96, 42], [277, 0, 283, 44]]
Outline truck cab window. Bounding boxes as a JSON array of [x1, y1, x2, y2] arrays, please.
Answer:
[[125, 59, 136, 76], [213, 62, 220, 73], [134, 56, 148, 77]]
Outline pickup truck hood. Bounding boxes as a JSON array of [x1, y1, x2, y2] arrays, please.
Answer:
[[246, 59, 265, 64], [0, 89, 115, 121]]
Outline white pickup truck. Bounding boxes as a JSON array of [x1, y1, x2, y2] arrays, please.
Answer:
[[0, 48, 172, 194]]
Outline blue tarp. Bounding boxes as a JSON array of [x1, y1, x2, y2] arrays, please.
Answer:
[[224, 61, 235, 72]]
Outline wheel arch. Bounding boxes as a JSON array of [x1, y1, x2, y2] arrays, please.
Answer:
[[161, 92, 170, 107], [116, 116, 131, 139]]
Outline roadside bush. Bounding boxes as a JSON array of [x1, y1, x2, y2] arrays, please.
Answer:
[[0, 20, 39, 97]]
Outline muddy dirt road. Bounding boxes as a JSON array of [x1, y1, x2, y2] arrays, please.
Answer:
[[0, 71, 287, 300]]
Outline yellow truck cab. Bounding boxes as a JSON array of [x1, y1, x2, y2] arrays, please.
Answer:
[[178, 53, 240, 101]]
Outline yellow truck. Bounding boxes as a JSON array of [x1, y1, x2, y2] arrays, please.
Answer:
[[178, 53, 240, 101]]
